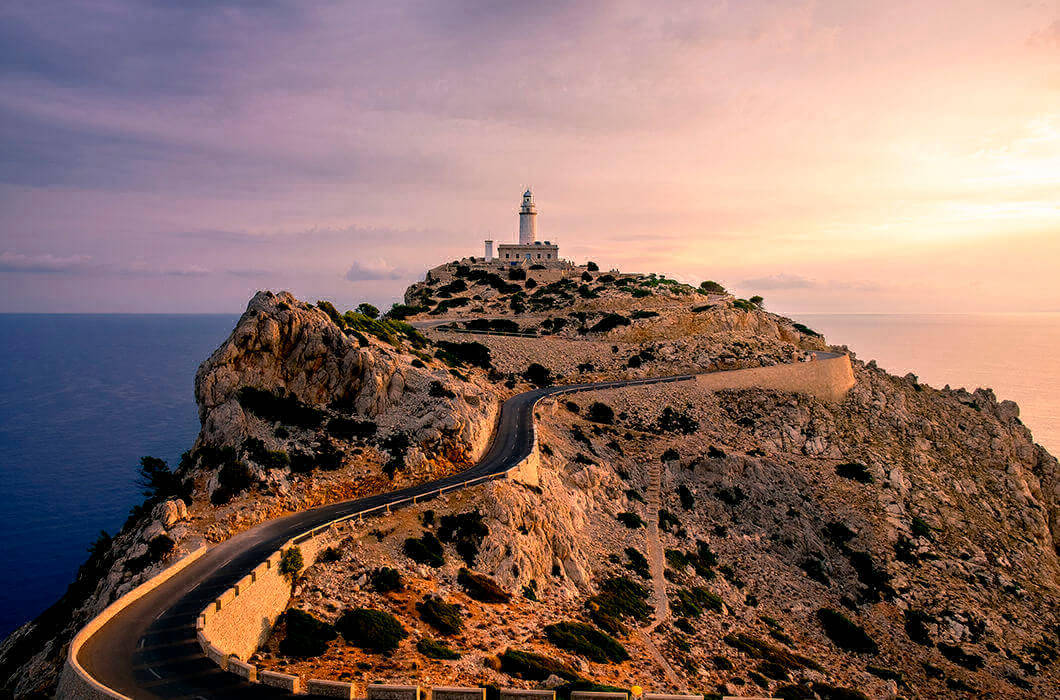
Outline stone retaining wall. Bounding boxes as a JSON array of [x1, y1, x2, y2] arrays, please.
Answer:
[[695, 352, 854, 403]]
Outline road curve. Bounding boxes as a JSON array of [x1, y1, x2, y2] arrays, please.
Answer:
[[76, 372, 700, 699]]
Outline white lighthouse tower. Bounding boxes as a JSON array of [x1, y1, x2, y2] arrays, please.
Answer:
[[518, 189, 537, 245]]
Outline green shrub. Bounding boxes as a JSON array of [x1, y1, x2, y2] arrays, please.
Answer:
[[356, 302, 380, 318], [241, 437, 290, 469], [723, 632, 823, 672], [137, 456, 180, 501], [370, 567, 403, 593], [586, 261, 599, 272], [625, 547, 650, 579], [381, 431, 411, 477], [699, 280, 727, 294], [429, 380, 457, 399], [816, 608, 878, 654], [835, 462, 873, 483], [911, 516, 934, 539], [544, 621, 629, 663], [671, 587, 724, 618], [657, 406, 698, 434], [791, 322, 822, 338], [617, 512, 644, 529], [661, 447, 680, 462], [212, 460, 254, 504], [499, 648, 580, 681], [237, 387, 323, 428], [417, 637, 461, 660], [436, 340, 492, 369], [386, 303, 428, 320], [336, 608, 407, 653], [523, 363, 553, 387], [404, 532, 445, 567], [589, 314, 631, 333], [279, 609, 337, 657], [279, 547, 304, 579], [587, 402, 614, 424], [457, 568, 511, 603], [587, 577, 651, 622], [417, 595, 463, 635], [438, 511, 489, 565], [327, 417, 378, 441]]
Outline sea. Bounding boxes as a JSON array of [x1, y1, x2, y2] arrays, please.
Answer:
[[0, 312, 1056, 639]]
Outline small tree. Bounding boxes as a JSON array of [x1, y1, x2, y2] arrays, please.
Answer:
[[279, 546, 304, 580], [586, 261, 599, 272], [356, 303, 380, 319], [699, 280, 727, 294], [749, 295, 764, 307], [523, 363, 553, 387], [137, 456, 179, 501]]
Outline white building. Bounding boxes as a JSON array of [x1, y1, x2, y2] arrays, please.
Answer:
[[488, 190, 561, 266]]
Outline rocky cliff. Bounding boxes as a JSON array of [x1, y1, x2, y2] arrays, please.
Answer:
[[1, 273, 1057, 700]]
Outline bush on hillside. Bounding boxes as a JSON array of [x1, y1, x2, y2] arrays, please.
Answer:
[[678, 484, 695, 509], [545, 621, 629, 663], [457, 568, 511, 603], [238, 387, 323, 429], [404, 532, 445, 567], [587, 402, 615, 424], [279, 609, 337, 657], [417, 637, 461, 660], [436, 340, 492, 369], [587, 576, 651, 623], [699, 280, 727, 294], [370, 567, 403, 593], [671, 587, 724, 618], [617, 512, 644, 529], [241, 437, 290, 470], [211, 460, 255, 504], [327, 416, 378, 441], [625, 547, 651, 579], [336, 608, 407, 653], [437, 510, 489, 565], [816, 608, 878, 654], [589, 314, 630, 334], [417, 595, 463, 635], [499, 648, 580, 681], [657, 406, 698, 434], [523, 363, 553, 387], [835, 462, 873, 483], [356, 302, 380, 318]]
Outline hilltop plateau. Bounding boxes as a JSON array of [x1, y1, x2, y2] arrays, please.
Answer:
[[0, 265, 1056, 700]]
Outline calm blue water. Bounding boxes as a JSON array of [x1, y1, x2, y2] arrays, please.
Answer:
[[0, 314, 236, 638], [0, 312, 1056, 640]]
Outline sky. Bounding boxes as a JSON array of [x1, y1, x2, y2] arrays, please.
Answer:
[[1, 1, 1058, 314]]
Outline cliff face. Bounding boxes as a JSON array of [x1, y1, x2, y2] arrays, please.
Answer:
[[0, 290, 500, 696]]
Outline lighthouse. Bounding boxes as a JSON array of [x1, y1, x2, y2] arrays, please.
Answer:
[[518, 189, 537, 245]]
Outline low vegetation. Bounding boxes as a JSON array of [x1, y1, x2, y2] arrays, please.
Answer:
[[416, 595, 463, 635], [279, 609, 337, 657], [544, 621, 629, 663], [336, 608, 407, 653]]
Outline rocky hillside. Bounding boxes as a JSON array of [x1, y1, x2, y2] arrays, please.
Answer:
[[2, 270, 1057, 700], [250, 352, 1059, 699], [0, 290, 500, 697]]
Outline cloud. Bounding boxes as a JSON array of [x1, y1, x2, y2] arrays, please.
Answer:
[[740, 273, 818, 290], [0, 251, 92, 272], [345, 258, 407, 281]]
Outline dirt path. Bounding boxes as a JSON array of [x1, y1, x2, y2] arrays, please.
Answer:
[[641, 458, 683, 689]]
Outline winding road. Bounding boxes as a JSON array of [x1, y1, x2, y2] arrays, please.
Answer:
[[74, 369, 698, 699]]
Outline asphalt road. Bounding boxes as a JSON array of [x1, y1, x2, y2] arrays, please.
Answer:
[[76, 372, 696, 699]]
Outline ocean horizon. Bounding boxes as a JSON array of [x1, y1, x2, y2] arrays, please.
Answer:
[[0, 311, 1056, 639]]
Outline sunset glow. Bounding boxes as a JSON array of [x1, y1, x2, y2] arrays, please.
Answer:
[[1, 1, 1058, 312]]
